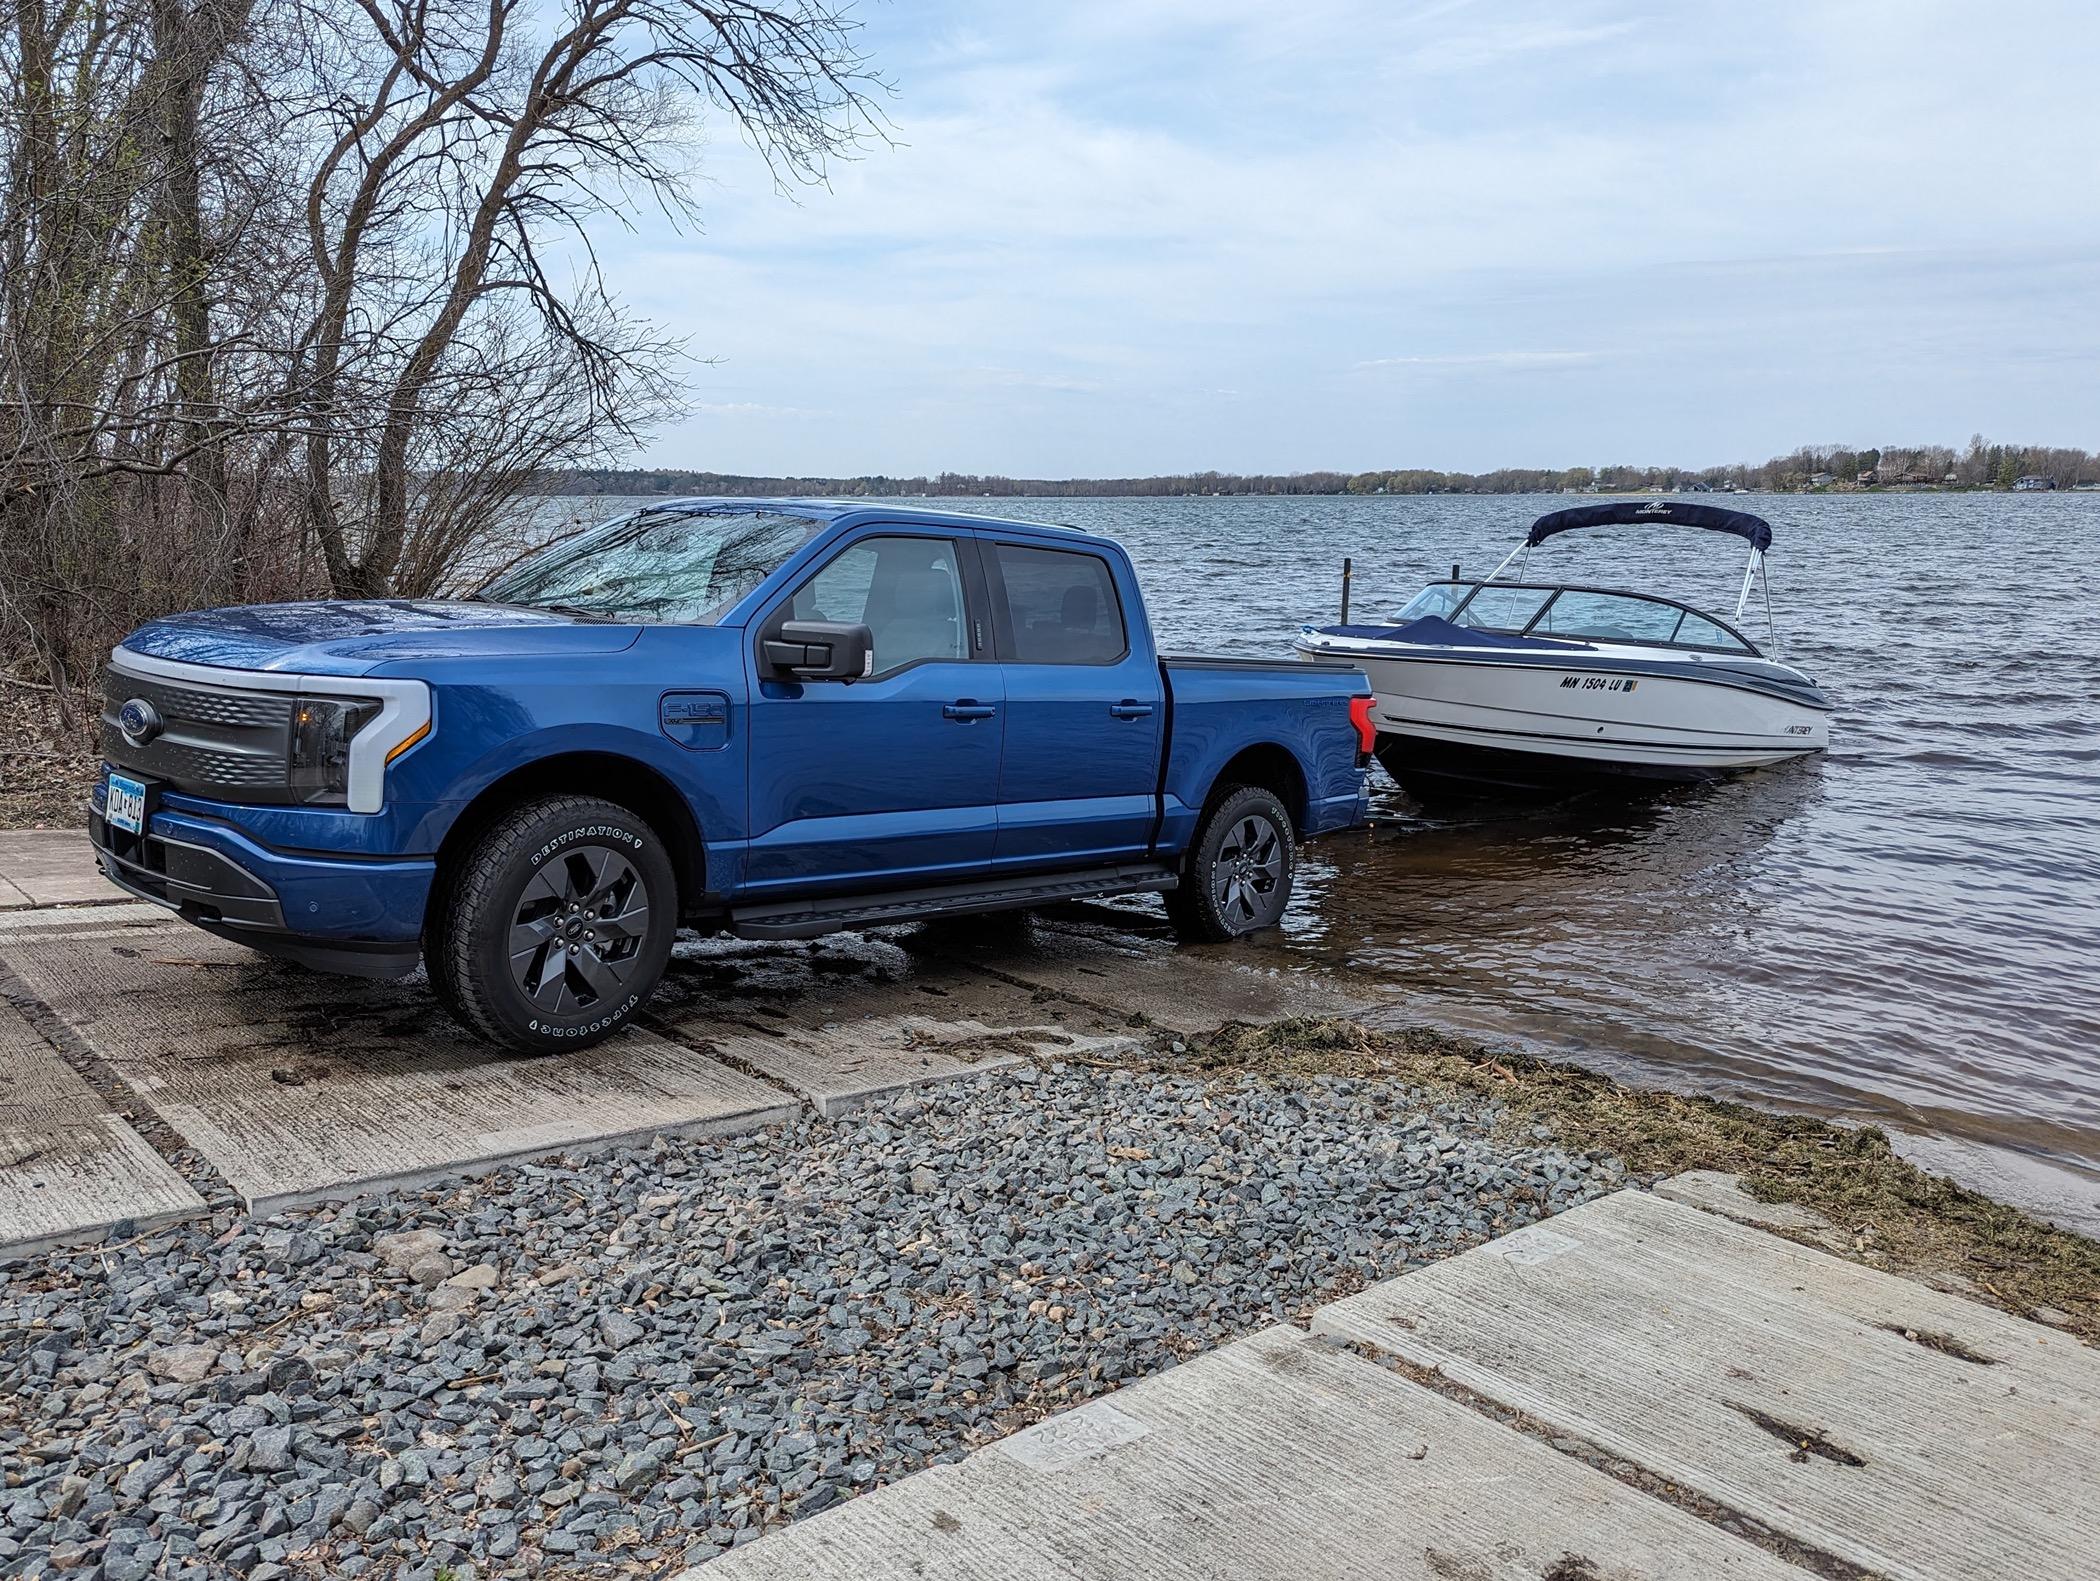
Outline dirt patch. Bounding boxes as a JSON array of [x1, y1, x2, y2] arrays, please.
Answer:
[[1726, 1403, 1867, 1466], [1875, 1323, 1998, 1365], [1423, 1551, 1489, 1581], [1136, 1015, 2100, 1345], [0, 677, 98, 831]]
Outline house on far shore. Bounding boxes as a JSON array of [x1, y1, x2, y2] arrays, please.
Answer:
[[1808, 471, 1836, 487], [1856, 469, 1877, 485], [2013, 475, 2056, 491]]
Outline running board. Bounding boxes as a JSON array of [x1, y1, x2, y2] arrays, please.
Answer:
[[730, 863, 1178, 940]]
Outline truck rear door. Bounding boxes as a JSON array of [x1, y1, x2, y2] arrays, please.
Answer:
[[981, 538, 1164, 868]]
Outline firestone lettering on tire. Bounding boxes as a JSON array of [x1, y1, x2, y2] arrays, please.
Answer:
[[528, 990, 642, 1039]]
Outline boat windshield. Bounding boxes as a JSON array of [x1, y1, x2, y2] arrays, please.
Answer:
[[1455, 586, 1553, 631], [1531, 590, 1683, 644], [1393, 584, 1468, 621], [1390, 580, 1758, 654]]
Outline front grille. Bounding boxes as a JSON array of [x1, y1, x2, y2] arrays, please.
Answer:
[[102, 662, 298, 801]]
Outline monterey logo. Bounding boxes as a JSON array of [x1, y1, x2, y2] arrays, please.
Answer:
[[1634, 501, 1673, 515]]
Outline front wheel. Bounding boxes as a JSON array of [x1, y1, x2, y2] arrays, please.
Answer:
[[1165, 785, 1296, 943], [429, 795, 678, 1052]]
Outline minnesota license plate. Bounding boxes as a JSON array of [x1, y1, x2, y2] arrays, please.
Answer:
[[105, 772, 149, 835]]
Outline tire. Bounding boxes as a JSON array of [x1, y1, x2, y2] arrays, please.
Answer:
[[1165, 785, 1296, 943], [429, 795, 678, 1052]]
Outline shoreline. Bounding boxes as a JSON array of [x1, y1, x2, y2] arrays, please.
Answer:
[[5, 662, 2096, 1249], [3, 1016, 2093, 1576]]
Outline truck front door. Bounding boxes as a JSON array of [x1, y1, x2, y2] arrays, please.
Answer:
[[743, 530, 1003, 893]]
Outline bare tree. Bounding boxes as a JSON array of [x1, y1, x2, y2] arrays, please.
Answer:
[[0, 0, 332, 722], [3, 0, 880, 746], [294, 0, 882, 597]]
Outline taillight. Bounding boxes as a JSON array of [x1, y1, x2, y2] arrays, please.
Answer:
[[1349, 695, 1377, 759]]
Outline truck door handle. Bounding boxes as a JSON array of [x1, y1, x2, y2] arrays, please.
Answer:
[[943, 701, 997, 722], [1109, 700, 1155, 719]]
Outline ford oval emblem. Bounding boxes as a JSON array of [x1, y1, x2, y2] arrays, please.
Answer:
[[117, 697, 163, 747]]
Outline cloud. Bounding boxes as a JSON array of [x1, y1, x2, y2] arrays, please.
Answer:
[[600, 0, 2100, 474], [961, 367, 1106, 393], [1354, 352, 1599, 371], [691, 402, 829, 418]]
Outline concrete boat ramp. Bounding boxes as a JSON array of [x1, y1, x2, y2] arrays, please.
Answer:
[[0, 831, 1344, 1246], [696, 1185, 2100, 1581], [4, 831, 2096, 1578]]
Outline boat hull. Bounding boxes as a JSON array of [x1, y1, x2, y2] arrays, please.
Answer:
[[1305, 642, 1830, 799]]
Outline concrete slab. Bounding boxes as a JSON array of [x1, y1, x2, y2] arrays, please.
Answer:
[[0, 995, 204, 1254], [0, 830, 126, 907], [916, 911, 1363, 1034], [0, 901, 172, 937], [1652, 1169, 1841, 1239], [690, 1324, 1809, 1580], [0, 874, 32, 910], [651, 935, 1146, 1114], [0, 923, 798, 1212], [1313, 1188, 2100, 1581], [670, 1017, 1036, 1118]]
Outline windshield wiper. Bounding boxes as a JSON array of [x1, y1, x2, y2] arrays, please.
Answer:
[[463, 591, 613, 622], [533, 602, 615, 622]]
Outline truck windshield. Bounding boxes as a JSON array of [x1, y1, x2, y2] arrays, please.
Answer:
[[477, 508, 818, 624]]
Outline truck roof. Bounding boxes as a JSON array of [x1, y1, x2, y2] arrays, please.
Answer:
[[626, 496, 1112, 550]]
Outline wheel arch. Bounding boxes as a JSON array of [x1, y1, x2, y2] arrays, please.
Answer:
[[431, 752, 706, 921], [1200, 742, 1309, 832]]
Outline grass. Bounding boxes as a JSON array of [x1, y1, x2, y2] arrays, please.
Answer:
[[1145, 1015, 2100, 1345]]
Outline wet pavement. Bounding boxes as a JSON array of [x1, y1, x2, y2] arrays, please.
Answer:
[[0, 842, 1354, 1250]]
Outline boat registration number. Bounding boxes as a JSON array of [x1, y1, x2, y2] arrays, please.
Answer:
[[1560, 675, 1639, 693]]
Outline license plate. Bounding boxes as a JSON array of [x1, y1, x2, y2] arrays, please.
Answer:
[[105, 773, 149, 835]]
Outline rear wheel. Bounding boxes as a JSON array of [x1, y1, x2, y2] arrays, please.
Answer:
[[429, 795, 677, 1052], [1165, 785, 1296, 942]]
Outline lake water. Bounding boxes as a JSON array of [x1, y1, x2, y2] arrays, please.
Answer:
[[554, 491, 2100, 1228]]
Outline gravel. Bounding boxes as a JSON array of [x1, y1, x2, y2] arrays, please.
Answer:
[[0, 1063, 1625, 1579]]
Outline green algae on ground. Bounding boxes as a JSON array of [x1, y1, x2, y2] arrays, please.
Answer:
[[1150, 1015, 2100, 1346]]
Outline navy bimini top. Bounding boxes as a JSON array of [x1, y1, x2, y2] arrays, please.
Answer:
[[1525, 500, 1773, 553]]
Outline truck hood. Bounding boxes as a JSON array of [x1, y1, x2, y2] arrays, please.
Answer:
[[120, 600, 641, 677]]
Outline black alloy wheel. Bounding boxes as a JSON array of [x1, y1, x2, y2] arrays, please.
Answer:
[[429, 795, 677, 1051], [1166, 784, 1297, 942], [508, 842, 652, 1016]]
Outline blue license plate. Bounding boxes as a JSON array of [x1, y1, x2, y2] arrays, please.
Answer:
[[106, 773, 149, 835]]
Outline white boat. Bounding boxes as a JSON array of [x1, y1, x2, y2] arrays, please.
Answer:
[[1294, 500, 1833, 799]]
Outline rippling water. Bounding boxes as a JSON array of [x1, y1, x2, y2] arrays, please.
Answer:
[[899, 492, 2100, 1228], [541, 490, 2100, 1223]]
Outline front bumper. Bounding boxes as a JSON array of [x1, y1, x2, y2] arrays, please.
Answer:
[[90, 774, 434, 978]]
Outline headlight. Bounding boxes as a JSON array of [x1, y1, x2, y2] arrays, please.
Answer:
[[288, 696, 381, 804]]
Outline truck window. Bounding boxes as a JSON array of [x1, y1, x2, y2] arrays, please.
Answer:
[[789, 536, 968, 676], [991, 544, 1126, 664], [478, 508, 816, 624]]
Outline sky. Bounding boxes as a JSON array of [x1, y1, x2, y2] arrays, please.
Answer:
[[609, 0, 2100, 477]]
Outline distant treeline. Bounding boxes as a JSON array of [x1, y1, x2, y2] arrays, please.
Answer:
[[560, 436, 2098, 498]]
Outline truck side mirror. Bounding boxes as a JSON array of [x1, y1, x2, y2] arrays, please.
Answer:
[[762, 620, 873, 681]]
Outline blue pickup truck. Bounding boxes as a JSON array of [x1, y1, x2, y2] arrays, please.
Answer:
[[89, 501, 1372, 1049]]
